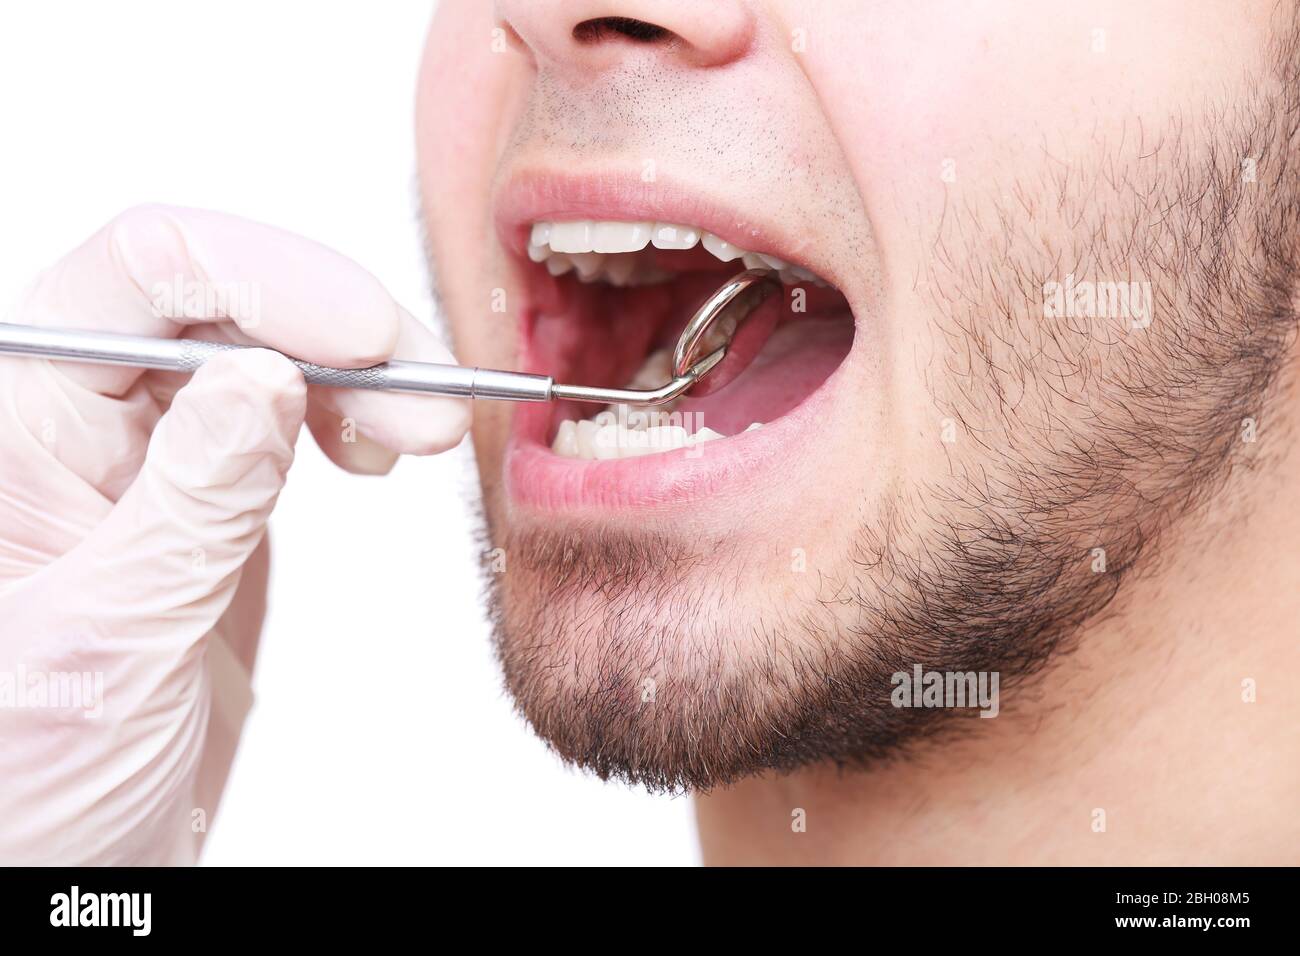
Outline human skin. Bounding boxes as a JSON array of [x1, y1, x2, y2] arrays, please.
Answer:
[[417, 0, 1300, 863]]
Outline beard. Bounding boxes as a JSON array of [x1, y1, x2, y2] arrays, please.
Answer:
[[476, 25, 1300, 793]]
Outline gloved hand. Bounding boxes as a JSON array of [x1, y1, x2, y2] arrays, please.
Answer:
[[0, 205, 469, 864]]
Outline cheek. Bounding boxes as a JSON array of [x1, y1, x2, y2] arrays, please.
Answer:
[[791, 0, 1271, 458], [801, 0, 1270, 256], [472, 399, 513, 489], [417, 1, 519, 351], [417, 1, 529, 466], [418, 1, 503, 191]]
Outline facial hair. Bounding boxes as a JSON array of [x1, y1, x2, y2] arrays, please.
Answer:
[[478, 21, 1300, 793]]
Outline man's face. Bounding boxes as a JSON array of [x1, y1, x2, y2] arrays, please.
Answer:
[[417, 1, 1296, 789]]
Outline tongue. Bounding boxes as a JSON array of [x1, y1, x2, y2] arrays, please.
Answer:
[[673, 315, 852, 435]]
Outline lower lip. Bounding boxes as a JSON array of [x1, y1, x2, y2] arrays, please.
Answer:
[[504, 356, 846, 514]]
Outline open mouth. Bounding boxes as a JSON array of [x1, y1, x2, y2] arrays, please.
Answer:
[[498, 178, 858, 511], [526, 219, 852, 439]]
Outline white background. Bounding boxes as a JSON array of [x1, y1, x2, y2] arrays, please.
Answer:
[[0, 0, 699, 865]]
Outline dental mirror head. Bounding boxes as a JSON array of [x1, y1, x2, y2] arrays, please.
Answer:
[[671, 268, 783, 399], [547, 267, 783, 407]]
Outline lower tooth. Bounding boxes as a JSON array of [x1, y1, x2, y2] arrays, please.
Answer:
[[645, 425, 689, 455], [629, 348, 673, 389], [600, 404, 650, 428], [553, 419, 579, 457], [593, 424, 623, 460], [552, 417, 766, 459], [610, 423, 688, 458], [576, 419, 599, 457]]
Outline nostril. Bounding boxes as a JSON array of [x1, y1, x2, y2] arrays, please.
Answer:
[[573, 17, 673, 44]]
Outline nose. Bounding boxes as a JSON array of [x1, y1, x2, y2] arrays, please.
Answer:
[[495, 0, 755, 71]]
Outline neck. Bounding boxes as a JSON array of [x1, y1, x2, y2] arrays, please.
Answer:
[[695, 361, 1300, 865]]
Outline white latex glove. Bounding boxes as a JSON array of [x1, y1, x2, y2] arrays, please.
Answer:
[[0, 205, 469, 864]]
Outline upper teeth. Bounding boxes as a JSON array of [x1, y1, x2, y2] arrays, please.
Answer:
[[527, 219, 827, 287]]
